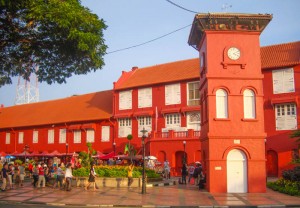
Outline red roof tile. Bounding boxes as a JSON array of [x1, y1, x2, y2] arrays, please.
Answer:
[[0, 90, 113, 129], [114, 58, 200, 90], [261, 41, 300, 69]]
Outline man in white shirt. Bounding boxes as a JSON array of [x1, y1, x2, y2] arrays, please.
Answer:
[[65, 163, 73, 191]]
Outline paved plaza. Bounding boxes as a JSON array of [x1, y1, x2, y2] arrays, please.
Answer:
[[0, 179, 300, 207]]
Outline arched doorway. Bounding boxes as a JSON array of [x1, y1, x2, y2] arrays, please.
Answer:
[[227, 149, 248, 193], [175, 151, 186, 176], [157, 151, 166, 163], [266, 150, 278, 177]]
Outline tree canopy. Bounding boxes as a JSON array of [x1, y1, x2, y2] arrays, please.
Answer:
[[0, 0, 107, 86]]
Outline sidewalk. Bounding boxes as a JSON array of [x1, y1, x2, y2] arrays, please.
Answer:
[[0, 178, 300, 207]]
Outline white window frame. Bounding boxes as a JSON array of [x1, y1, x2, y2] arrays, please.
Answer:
[[165, 83, 181, 105], [18, 132, 24, 144], [59, 129, 66, 143], [243, 89, 256, 119], [118, 118, 132, 137], [73, 130, 81, 143], [275, 103, 297, 130], [86, 129, 95, 143], [186, 112, 201, 131], [119, 90, 132, 110], [138, 87, 152, 108], [187, 81, 200, 106], [138, 116, 152, 137], [165, 113, 181, 129], [33, 130, 38, 143], [48, 129, 54, 144], [216, 89, 228, 118], [5, 133, 10, 144], [101, 126, 110, 142], [272, 68, 295, 94]]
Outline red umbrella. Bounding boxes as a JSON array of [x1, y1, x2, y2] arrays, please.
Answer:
[[92, 151, 105, 158], [17, 151, 30, 157], [0, 152, 6, 157], [48, 150, 62, 157], [10, 151, 19, 156], [28, 151, 40, 157], [36, 150, 50, 157], [99, 151, 116, 160]]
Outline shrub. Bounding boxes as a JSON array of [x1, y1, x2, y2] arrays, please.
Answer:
[[267, 178, 300, 196], [72, 165, 160, 178], [282, 166, 300, 182]]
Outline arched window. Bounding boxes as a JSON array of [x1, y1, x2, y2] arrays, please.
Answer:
[[243, 89, 256, 119], [216, 89, 228, 118]]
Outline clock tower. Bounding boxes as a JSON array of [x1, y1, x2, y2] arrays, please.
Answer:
[[188, 13, 272, 193]]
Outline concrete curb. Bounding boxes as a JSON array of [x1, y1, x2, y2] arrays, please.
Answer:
[[0, 200, 297, 208]]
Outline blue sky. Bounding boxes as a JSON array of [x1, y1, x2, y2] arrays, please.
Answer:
[[1, 0, 300, 107]]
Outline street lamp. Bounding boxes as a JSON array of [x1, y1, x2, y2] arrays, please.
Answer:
[[113, 142, 116, 155], [183, 140, 186, 164], [65, 143, 69, 164], [140, 127, 148, 194]]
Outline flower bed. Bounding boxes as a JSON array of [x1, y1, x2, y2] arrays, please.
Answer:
[[73, 165, 160, 178], [267, 166, 300, 196], [72, 165, 161, 188]]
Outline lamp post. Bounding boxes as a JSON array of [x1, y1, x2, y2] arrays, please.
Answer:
[[140, 127, 148, 194], [113, 142, 116, 155], [65, 143, 69, 164], [183, 140, 186, 164]]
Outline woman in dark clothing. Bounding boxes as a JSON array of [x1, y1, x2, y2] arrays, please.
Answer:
[[85, 164, 97, 191], [181, 163, 188, 184]]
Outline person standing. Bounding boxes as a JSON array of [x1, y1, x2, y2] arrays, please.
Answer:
[[163, 160, 170, 179], [1, 162, 8, 191], [181, 163, 187, 184], [28, 163, 33, 179], [7, 163, 14, 189], [188, 164, 195, 183], [85, 163, 97, 191], [65, 163, 73, 191], [37, 163, 46, 188], [18, 163, 26, 187], [53, 164, 64, 189], [127, 163, 134, 187], [32, 164, 39, 188]]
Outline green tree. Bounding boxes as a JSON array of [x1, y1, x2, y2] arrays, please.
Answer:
[[0, 0, 107, 86], [291, 129, 300, 143]]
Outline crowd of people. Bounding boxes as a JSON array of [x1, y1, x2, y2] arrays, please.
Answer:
[[0, 160, 74, 192]]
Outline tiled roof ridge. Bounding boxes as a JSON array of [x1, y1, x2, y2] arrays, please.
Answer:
[[113, 58, 199, 90], [261, 41, 300, 69], [2, 89, 113, 109], [133, 57, 199, 71], [261, 41, 300, 48]]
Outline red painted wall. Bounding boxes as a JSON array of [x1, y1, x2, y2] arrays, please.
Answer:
[[263, 64, 300, 176], [113, 80, 201, 173], [0, 120, 115, 155]]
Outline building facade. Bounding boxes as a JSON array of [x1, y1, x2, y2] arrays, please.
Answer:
[[0, 13, 299, 193]]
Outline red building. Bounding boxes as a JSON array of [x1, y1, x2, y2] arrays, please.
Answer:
[[261, 42, 300, 177], [0, 13, 299, 193], [0, 90, 114, 155], [113, 59, 201, 176]]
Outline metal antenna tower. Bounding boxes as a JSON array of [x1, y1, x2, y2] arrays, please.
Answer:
[[14, 65, 39, 105]]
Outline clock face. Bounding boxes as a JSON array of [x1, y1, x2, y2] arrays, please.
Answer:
[[227, 47, 241, 60]]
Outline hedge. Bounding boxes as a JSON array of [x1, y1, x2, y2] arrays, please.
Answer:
[[73, 165, 160, 178]]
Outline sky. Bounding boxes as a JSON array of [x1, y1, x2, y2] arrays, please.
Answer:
[[1, 0, 300, 107]]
